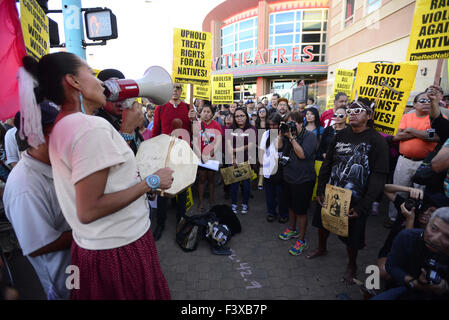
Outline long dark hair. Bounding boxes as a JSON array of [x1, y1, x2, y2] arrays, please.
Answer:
[[232, 107, 251, 130], [255, 106, 268, 129], [265, 112, 281, 149], [23, 52, 83, 105], [305, 107, 321, 138]]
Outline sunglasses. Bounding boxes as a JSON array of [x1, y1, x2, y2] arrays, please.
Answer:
[[346, 108, 366, 115], [333, 113, 345, 119], [417, 98, 431, 104], [173, 86, 182, 90]]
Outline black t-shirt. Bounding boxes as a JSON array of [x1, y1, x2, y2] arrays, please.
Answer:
[[317, 126, 389, 214], [282, 130, 317, 184]]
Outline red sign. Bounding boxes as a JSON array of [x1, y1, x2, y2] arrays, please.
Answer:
[[213, 46, 315, 70]]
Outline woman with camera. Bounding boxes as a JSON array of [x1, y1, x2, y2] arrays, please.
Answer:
[[21, 52, 173, 299], [276, 111, 317, 255]]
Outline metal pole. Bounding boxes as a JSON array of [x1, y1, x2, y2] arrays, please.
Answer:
[[61, 0, 86, 59]]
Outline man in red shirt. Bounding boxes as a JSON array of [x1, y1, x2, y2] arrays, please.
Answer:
[[152, 83, 196, 240], [320, 92, 348, 128]]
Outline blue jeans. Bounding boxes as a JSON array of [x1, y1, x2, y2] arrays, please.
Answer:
[[230, 179, 250, 205], [264, 178, 288, 218], [370, 286, 407, 300]]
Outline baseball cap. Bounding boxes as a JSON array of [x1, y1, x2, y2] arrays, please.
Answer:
[[14, 100, 59, 150], [97, 68, 125, 81]]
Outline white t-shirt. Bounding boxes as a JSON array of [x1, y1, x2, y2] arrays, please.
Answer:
[[49, 113, 150, 250], [259, 130, 280, 178], [4, 127, 20, 165], [3, 151, 71, 299]]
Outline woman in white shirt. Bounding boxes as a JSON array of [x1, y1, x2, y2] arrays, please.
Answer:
[[22, 52, 173, 300]]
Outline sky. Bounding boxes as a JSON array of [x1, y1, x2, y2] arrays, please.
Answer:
[[47, 0, 224, 79]]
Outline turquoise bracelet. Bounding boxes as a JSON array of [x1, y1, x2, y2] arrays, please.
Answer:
[[120, 132, 135, 141]]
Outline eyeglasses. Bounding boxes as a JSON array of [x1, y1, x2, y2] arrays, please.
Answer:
[[417, 98, 431, 104], [235, 114, 246, 118], [333, 113, 345, 119], [346, 108, 366, 115]]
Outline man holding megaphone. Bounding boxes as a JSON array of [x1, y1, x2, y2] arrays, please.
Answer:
[[95, 69, 145, 155], [151, 83, 196, 240]]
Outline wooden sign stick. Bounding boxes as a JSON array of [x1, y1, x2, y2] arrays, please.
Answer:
[[434, 59, 444, 86]]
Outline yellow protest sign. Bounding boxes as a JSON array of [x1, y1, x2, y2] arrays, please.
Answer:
[[173, 28, 212, 85], [321, 184, 351, 238], [212, 74, 234, 105], [406, 0, 449, 61], [194, 85, 211, 101], [326, 69, 354, 109], [20, 0, 50, 60], [312, 160, 323, 201], [351, 62, 418, 136], [180, 84, 188, 101]]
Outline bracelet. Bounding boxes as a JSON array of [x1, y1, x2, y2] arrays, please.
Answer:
[[120, 132, 135, 141]]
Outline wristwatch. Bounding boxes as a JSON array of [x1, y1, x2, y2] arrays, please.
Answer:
[[146, 175, 161, 190], [406, 278, 416, 290]]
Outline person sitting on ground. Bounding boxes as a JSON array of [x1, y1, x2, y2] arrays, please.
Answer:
[[3, 102, 72, 300], [372, 207, 449, 300], [377, 184, 438, 282]]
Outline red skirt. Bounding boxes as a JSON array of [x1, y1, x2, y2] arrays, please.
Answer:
[[70, 228, 171, 300]]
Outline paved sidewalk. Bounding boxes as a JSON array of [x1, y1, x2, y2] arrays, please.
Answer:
[[154, 182, 389, 300]]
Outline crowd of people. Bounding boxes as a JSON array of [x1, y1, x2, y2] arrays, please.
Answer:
[[0, 51, 449, 300]]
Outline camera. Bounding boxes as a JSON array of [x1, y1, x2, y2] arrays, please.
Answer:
[[280, 121, 298, 136], [425, 258, 448, 285], [404, 197, 424, 214], [279, 155, 290, 167]]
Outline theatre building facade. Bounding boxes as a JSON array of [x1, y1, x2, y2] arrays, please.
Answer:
[[202, 0, 330, 105]]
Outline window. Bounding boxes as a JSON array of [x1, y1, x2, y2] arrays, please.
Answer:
[[366, 0, 381, 14], [344, 0, 355, 27], [269, 9, 327, 63], [220, 17, 258, 68]]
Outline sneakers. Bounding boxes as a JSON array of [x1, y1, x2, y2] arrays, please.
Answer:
[[231, 204, 238, 215], [278, 227, 299, 240], [241, 204, 248, 214], [289, 239, 308, 255]]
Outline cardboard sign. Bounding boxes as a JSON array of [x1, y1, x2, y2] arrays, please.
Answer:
[[20, 0, 50, 59], [406, 0, 449, 61], [351, 62, 418, 136], [220, 162, 252, 185], [321, 184, 351, 237], [212, 74, 233, 105], [172, 28, 212, 85], [326, 69, 354, 109], [193, 85, 211, 101]]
